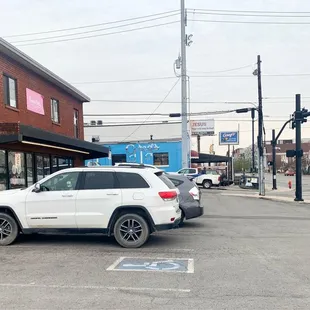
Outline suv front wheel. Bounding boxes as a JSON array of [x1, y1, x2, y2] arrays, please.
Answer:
[[0, 213, 19, 246], [114, 213, 150, 248]]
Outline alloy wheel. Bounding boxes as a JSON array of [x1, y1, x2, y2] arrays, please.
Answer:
[[119, 219, 143, 242], [0, 218, 12, 241]]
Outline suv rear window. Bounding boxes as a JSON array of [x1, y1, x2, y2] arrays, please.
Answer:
[[115, 172, 149, 188], [168, 178, 184, 187], [156, 172, 176, 189]]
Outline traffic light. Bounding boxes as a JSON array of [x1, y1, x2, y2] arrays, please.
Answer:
[[301, 108, 310, 123]]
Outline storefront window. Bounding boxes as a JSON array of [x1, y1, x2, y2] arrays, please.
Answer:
[[0, 150, 7, 191], [52, 157, 58, 173], [8, 152, 25, 189], [50, 157, 73, 172], [44, 156, 51, 176], [26, 154, 34, 186], [36, 155, 44, 181]]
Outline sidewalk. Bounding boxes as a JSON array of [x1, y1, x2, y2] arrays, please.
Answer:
[[221, 185, 310, 204]]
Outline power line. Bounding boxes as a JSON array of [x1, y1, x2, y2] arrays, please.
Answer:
[[188, 8, 310, 14], [187, 64, 254, 74], [72, 76, 177, 85], [190, 73, 310, 78], [188, 10, 310, 18], [3, 10, 180, 38], [75, 73, 310, 85], [190, 18, 310, 25], [121, 79, 180, 142], [15, 21, 179, 47], [10, 13, 180, 44]]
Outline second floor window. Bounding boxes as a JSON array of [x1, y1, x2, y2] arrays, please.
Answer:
[[3, 75, 17, 108], [51, 99, 59, 123], [74, 109, 79, 138]]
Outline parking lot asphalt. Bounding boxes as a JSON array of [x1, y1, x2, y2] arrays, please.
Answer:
[[1, 191, 310, 309]]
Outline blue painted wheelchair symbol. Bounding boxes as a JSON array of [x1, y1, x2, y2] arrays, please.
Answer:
[[123, 260, 181, 271], [107, 257, 194, 273]]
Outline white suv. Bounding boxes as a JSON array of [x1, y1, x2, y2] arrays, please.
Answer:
[[0, 167, 181, 248]]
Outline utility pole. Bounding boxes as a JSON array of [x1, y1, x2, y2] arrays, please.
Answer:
[[197, 135, 201, 153], [295, 94, 303, 201], [180, 0, 188, 168], [272, 129, 277, 190], [255, 55, 265, 196], [251, 108, 255, 172]]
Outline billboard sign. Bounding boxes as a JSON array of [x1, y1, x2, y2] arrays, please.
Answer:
[[26, 88, 45, 115], [190, 119, 214, 136], [219, 131, 239, 145]]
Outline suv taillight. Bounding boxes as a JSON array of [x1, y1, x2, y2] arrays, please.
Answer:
[[158, 191, 177, 201], [189, 187, 200, 200], [218, 176, 221, 181]]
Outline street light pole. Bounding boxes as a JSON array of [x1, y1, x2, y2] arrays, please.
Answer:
[[251, 108, 255, 172], [255, 55, 265, 196], [180, 0, 188, 168], [272, 129, 277, 190]]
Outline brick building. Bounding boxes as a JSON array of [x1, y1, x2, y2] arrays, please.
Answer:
[[0, 38, 108, 190], [265, 140, 310, 171]]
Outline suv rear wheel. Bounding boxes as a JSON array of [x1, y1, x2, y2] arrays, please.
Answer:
[[202, 180, 212, 189], [0, 213, 19, 246], [114, 213, 150, 248]]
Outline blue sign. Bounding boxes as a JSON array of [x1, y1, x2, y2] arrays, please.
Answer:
[[219, 131, 239, 145], [107, 257, 194, 273]]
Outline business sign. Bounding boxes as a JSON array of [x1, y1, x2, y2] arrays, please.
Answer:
[[219, 131, 239, 145], [190, 119, 214, 136], [26, 88, 44, 115]]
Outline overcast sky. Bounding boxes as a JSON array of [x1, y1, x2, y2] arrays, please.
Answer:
[[2, 0, 310, 153]]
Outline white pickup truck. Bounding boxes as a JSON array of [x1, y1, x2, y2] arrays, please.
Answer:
[[172, 168, 221, 189]]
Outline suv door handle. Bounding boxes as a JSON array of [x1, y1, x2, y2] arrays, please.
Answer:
[[62, 194, 73, 198]]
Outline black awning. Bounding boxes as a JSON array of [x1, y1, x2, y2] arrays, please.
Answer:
[[0, 124, 108, 159], [191, 153, 231, 163]]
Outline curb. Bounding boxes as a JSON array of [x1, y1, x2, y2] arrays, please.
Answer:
[[221, 193, 310, 204]]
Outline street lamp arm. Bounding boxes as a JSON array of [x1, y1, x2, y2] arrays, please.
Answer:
[[274, 117, 293, 144]]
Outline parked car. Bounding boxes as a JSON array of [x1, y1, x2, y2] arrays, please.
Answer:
[[0, 167, 181, 248], [166, 174, 203, 225], [171, 168, 222, 188], [193, 171, 221, 189], [285, 169, 295, 176], [171, 168, 199, 176]]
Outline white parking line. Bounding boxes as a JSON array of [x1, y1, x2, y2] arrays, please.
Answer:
[[0, 283, 190, 293]]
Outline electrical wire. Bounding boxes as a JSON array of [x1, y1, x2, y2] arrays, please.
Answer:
[[74, 73, 310, 85], [190, 73, 310, 78], [121, 79, 180, 142], [188, 8, 310, 14], [15, 21, 179, 47], [187, 64, 254, 74], [188, 10, 310, 18], [189, 19, 310, 25], [3, 10, 180, 38], [10, 13, 180, 44], [72, 76, 177, 85]]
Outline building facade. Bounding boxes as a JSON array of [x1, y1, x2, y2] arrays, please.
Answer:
[[0, 38, 108, 190], [86, 139, 182, 172]]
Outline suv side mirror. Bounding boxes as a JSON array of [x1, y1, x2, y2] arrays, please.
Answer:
[[33, 183, 41, 193]]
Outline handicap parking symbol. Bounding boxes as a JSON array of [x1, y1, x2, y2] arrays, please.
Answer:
[[107, 257, 194, 273]]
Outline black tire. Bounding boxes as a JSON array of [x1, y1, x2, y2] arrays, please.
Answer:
[[0, 213, 19, 246], [202, 180, 212, 189], [114, 213, 150, 248], [179, 211, 185, 226]]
